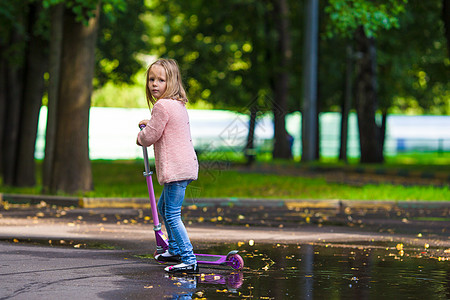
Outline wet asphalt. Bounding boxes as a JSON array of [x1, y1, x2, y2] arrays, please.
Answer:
[[0, 200, 449, 299]]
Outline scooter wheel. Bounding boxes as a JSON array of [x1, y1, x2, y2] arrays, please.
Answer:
[[153, 250, 165, 264], [227, 253, 244, 270]]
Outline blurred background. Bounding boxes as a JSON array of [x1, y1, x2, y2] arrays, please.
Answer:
[[0, 0, 449, 195]]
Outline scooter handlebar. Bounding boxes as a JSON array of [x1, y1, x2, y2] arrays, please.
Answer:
[[139, 124, 151, 175]]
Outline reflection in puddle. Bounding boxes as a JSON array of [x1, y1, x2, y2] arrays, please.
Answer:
[[165, 272, 243, 299], [165, 242, 450, 299]]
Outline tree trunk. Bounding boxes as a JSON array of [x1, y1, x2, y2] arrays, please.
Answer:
[[443, 0, 450, 58], [1, 31, 24, 185], [43, 3, 64, 192], [15, 3, 47, 187], [314, 99, 320, 160], [49, 4, 100, 194], [245, 104, 258, 165], [380, 108, 387, 153], [339, 44, 353, 162], [354, 27, 383, 163], [0, 57, 6, 175], [272, 0, 292, 159]]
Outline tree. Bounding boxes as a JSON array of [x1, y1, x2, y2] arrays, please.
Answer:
[[95, 0, 148, 87], [15, 2, 48, 186], [272, 0, 293, 159], [47, 2, 101, 194], [150, 0, 296, 161], [378, 0, 450, 115], [43, 3, 63, 192], [354, 26, 384, 163], [43, 0, 146, 193], [0, 0, 47, 186], [1, 0, 146, 193], [443, 0, 450, 58], [325, 0, 408, 163]]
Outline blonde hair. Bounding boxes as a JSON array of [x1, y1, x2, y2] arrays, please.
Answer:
[[145, 58, 188, 107]]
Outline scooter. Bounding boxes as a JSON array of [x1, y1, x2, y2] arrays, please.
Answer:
[[140, 126, 244, 270]]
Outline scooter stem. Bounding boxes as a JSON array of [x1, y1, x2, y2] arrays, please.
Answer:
[[140, 126, 160, 228]]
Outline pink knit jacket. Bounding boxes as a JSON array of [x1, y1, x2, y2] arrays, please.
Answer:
[[137, 99, 198, 185]]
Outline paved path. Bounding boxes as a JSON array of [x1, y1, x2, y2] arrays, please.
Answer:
[[0, 204, 448, 248], [0, 202, 449, 299]]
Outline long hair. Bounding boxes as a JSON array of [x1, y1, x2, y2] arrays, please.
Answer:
[[145, 58, 188, 108]]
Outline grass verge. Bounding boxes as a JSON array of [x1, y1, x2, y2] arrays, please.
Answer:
[[0, 158, 448, 201]]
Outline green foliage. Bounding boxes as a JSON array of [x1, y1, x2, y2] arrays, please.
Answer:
[[92, 71, 146, 107], [0, 1, 28, 65], [95, 0, 149, 87], [149, 0, 281, 112], [377, 0, 450, 114], [324, 0, 408, 38], [42, 0, 127, 25], [318, 0, 449, 115]]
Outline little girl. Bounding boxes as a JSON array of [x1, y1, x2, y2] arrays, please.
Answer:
[[137, 58, 199, 274]]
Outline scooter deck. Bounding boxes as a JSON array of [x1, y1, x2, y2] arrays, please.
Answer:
[[195, 254, 226, 264]]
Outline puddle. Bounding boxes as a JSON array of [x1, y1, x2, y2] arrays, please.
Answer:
[[164, 242, 450, 299], [4, 237, 449, 299]]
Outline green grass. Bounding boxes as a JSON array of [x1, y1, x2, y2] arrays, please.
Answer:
[[188, 170, 448, 201], [1, 157, 448, 201]]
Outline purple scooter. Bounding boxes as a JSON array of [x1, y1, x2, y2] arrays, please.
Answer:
[[140, 128, 244, 270]]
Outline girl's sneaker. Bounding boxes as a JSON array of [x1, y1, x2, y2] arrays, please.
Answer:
[[155, 250, 181, 263], [164, 263, 199, 274]]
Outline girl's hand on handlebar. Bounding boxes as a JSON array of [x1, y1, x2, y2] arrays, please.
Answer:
[[137, 120, 149, 145], [139, 119, 149, 128]]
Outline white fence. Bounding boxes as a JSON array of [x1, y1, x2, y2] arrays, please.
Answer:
[[35, 107, 450, 159]]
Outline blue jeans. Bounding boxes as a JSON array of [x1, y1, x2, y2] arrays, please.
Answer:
[[158, 180, 196, 265]]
